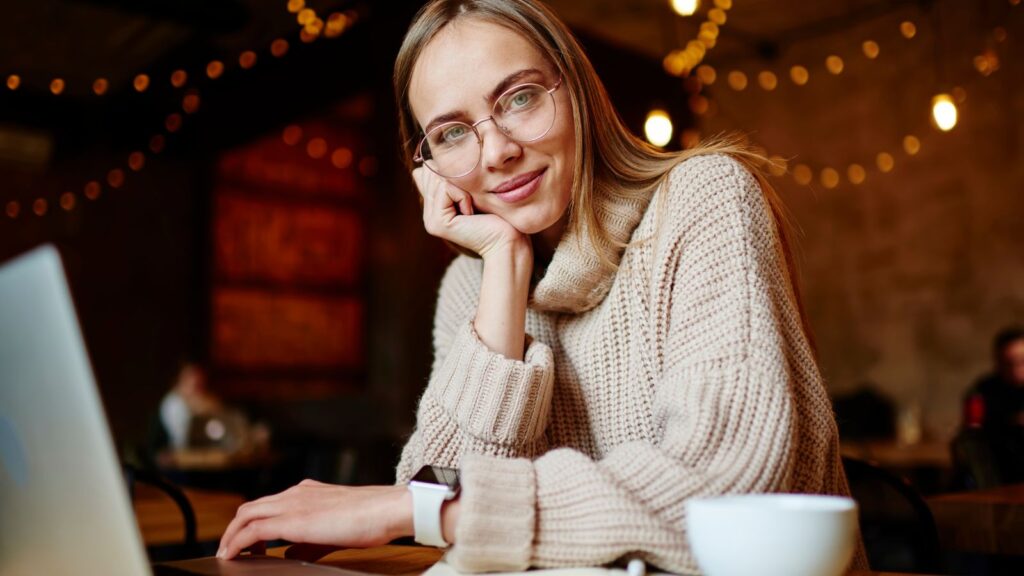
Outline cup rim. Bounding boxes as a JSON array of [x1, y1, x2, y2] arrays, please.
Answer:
[[686, 493, 857, 513]]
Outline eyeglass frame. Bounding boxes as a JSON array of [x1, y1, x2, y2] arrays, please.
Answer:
[[412, 76, 564, 179]]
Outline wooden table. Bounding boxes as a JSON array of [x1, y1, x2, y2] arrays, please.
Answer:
[[840, 439, 952, 470], [265, 544, 935, 576], [927, 483, 1024, 555], [133, 483, 244, 546]]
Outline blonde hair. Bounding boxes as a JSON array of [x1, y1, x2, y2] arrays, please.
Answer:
[[393, 0, 815, 351]]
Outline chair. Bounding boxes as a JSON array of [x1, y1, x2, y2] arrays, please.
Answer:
[[123, 464, 202, 561], [842, 456, 943, 573]]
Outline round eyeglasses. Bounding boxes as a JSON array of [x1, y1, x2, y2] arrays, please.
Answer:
[[413, 77, 563, 179]]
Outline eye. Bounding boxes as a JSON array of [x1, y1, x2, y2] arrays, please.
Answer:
[[499, 86, 543, 114], [442, 124, 467, 142], [430, 123, 473, 148]]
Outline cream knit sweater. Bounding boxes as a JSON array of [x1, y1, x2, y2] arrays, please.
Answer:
[[396, 154, 858, 574]]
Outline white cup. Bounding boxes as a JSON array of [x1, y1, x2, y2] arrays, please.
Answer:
[[685, 494, 858, 576]]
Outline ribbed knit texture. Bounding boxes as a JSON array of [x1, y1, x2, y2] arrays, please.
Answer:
[[397, 154, 865, 574]]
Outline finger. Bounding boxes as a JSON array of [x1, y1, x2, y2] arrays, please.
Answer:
[[218, 499, 282, 557], [222, 518, 274, 559]]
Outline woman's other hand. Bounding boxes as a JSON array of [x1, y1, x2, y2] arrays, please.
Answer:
[[413, 167, 526, 259], [216, 481, 411, 559]]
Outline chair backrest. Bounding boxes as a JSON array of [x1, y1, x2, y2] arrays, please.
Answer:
[[842, 456, 943, 573]]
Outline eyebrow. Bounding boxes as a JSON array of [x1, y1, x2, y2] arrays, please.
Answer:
[[421, 68, 546, 135]]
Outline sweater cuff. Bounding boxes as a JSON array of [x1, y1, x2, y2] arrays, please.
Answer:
[[430, 321, 554, 447], [449, 454, 536, 572]]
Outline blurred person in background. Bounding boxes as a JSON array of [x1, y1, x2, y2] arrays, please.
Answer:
[[953, 326, 1024, 488]]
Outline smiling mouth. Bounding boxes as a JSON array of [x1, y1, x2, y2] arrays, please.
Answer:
[[490, 168, 546, 194]]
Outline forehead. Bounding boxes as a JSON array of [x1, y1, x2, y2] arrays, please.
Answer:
[[408, 18, 550, 126]]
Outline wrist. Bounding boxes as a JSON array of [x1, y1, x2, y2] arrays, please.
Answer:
[[441, 497, 460, 545], [390, 486, 415, 541], [479, 233, 532, 264]]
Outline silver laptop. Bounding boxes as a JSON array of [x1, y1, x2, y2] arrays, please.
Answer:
[[0, 245, 367, 576]]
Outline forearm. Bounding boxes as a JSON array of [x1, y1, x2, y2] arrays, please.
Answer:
[[474, 237, 533, 360]]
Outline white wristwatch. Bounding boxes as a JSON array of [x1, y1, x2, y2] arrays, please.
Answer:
[[408, 465, 460, 548]]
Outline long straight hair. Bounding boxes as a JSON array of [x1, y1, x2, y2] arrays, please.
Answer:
[[393, 0, 816, 354]]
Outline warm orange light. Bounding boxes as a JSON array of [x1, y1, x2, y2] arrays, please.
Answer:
[[696, 65, 717, 85], [820, 168, 840, 189], [793, 164, 813, 186], [128, 151, 146, 172], [33, 199, 48, 216], [84, 181, 102, 200], [305, 17, 324, 36], [171, 70, 188, 88], [271, 39, 290, 58], [708, 8, 727, 25], [900, 21, 917, 39], [206, 61, 224, 79], [331, 148, 354, 169], [670, 0, 700, 17], [298, 8, 316, 25], [236, 51, 256, 70], [182, 91, 200, 114], [662, 51, 685, 77], [5, 201, 19, 218], [876, 152, 895, 173], [758, 71, 778, 90], [165, 113, 183, 133], [300, 29, 318, 43], [902, 135, 921, 155], [931, 93, 958, 131], [307, 138, 328, 159], [93, 78, 109, 95], [727, 70, 748, 91], [7, 75, 21, 90], [680, 129, 701, 149], [325, 13, 348, 37], [60, 192, 76, 211], [149, 134, 166, 154], [50, 78, 65, 95], [287, 0, 305, 13], [767, 156, 787, 177], [847, 164, 866, 184], [107, 169, 125, 189], [644, 109, 674, 147], [134, 74, 150, 92], [713, 0, 732, 8], [862, 41, 880, 59], [790, 65, 809, 85], [282, 125, 303, 146], [826, 55, 844, 74]]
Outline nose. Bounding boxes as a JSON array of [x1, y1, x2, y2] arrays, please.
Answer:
[[476, 118, 521, 171]]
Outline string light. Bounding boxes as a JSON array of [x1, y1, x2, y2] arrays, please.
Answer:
[[6, 201, 19, 218], [239, 51, 258, 70], [900, 21, 917, 39], [133, 74, 150, 92], [60, 192, 76, 211], [128, 152, 146, 172], [790, 65, 810, 85], [862, 41, 880, 59], [876, 152, 895, 173], [825, 55, 845, 75], [84, 181, 101, 201], [820, 168, 840, 189], [206, 60, 225, 80], [727, 70, 748, 90], [171, 70, 188, 88], [33, 199, 48, 216], [331, 148, 354, 169], [903, 135, 921, 155], [757, 71, 778, 90], [306, 137, 328, 159], [847, 164, 867, 184], [49, 79, 65, 95], [7, 75, 21, 90], [93, 78, 109, 95], [644, 109, 674, 147], [931, 93, 958, 131], [271, 38, 290, 57], [663, 0, 730, 76]]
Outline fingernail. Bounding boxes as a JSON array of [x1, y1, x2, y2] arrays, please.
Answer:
[[217, 548, 225, 559]]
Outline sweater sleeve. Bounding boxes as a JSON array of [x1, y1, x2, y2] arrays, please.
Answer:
[[447, 157, 832, 573], [395, 256, 555, 484]]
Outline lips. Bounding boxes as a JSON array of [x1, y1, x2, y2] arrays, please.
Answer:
[[490, 168, 546, 194]]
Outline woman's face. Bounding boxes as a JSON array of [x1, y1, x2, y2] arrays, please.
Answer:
[[408, 18, 575, 239]]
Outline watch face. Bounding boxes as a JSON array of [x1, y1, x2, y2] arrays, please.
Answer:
[[412, 465, 460, 490]]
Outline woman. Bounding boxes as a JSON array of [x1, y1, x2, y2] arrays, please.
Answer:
[[219, 0, 860, 572]]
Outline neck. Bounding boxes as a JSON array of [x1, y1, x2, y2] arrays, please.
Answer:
[[532, 212, 569, 265]]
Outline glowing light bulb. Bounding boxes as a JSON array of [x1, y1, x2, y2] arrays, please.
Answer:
[[931, 94, 958, 131], [644, 109, 674, 147], [671, 0, 700, 17]]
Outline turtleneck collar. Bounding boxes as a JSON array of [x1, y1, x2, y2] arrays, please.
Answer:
[[529, 186, 652, 314]]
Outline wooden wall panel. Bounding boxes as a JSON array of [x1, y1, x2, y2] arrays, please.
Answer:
[[214, 195, 363, 288], [211, 289, 364, 370]]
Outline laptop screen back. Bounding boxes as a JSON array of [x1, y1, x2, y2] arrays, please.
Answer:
[[0, 245, 151, 576]]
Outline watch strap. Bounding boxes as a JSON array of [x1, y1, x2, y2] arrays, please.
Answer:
[[410, 485, 450, 548]]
